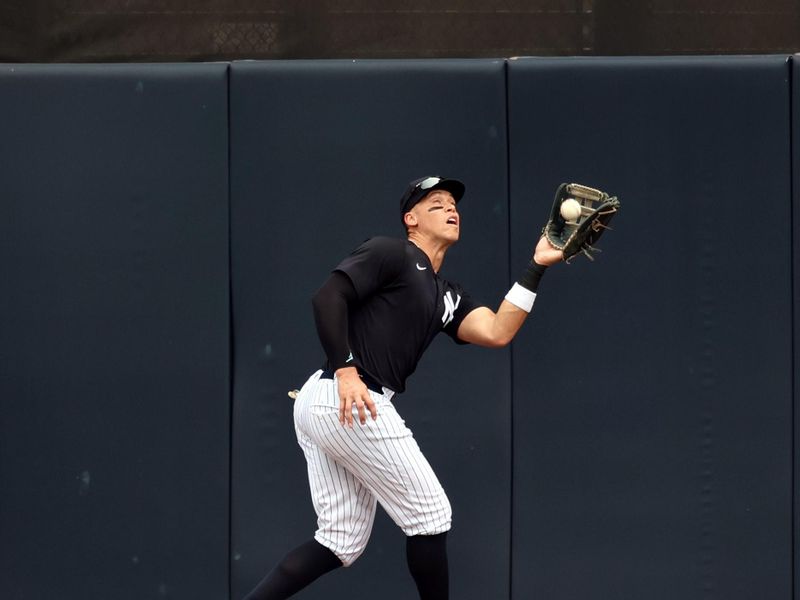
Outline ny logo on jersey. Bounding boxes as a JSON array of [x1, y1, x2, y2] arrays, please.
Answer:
[[441, 291, 461, 327]]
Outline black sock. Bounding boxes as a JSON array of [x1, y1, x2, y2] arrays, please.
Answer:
[[406, 532, 449, 600], [242, 539, 342, 600]]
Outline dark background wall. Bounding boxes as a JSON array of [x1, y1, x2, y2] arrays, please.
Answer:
[[0, 64, 231, 599], [793, 56, 800, 600], [507, 55, 793, 600], [0, 56, 796, 600]]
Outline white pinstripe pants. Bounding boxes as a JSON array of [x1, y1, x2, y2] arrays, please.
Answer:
[[293, 370, 452, 567]]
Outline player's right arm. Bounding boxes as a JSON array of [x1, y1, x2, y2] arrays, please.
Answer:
[[311, 272, 377, 428], [455, 236, 563, 347]]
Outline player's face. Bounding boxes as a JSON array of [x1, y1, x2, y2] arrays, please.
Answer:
[[410, 190, 460, 242]]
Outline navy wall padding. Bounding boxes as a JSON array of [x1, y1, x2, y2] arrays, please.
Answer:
[[507, 56, 793, 600], [1, 56, 797, 600], [229, 59, 510, 600], [793, 53, 800, 600], [0, 64, 230, 600]]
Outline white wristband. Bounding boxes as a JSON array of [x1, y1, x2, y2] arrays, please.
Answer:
[[504, 282, 537, 313]]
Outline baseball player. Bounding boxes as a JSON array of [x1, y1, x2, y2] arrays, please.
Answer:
[[243, 176, 564, 600]]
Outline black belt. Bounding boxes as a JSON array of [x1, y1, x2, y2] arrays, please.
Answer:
[[320, 368, 385, 395]]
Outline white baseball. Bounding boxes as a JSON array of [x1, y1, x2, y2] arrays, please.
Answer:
[[560, 198, 582, 221]]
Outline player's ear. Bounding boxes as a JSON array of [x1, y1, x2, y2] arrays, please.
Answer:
[[403, 211, 417, 228]]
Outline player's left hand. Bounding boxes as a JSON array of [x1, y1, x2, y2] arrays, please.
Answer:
[[532, 235, 564, 266]]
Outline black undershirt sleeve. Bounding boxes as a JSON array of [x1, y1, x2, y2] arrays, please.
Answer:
[[311, 271, 359, 371]]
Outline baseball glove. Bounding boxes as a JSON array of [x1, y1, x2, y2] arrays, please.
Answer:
[[543, 183, 620, 262]]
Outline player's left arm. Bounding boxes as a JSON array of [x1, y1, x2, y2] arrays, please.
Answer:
[[456, 302, 527, 348], [456, 236, 563, 348]]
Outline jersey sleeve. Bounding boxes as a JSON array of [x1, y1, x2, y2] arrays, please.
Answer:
[[334, 237, 405, 300], [442, 285, 480, 345], [311, 271, 358, 370]]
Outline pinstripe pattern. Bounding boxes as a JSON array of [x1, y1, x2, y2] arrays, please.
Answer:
[[293, 370, 452, 566]]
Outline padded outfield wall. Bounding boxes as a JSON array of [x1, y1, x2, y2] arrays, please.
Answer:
[[0, 64, 231, 600], [0, 56, 796, 600]]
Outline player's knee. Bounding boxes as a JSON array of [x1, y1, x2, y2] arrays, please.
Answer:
[[330, 540, 368, 568], [436, 495, 453, 532], [315, 533, 368, 568], [273, 557, 299, 582], [401, 495, 452, 537], [340, 545, 367, 567]]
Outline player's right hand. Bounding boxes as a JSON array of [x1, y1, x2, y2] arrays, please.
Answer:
[[335, 366, 378, 428]]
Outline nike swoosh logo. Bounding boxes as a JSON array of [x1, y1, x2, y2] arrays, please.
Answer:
[[416, 263, 428, 271]]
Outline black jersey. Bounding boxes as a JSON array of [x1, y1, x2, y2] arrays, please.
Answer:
[[334, 236, 478, 394]]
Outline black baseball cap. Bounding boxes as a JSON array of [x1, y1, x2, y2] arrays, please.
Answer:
[[399, 176, 465, 223]]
